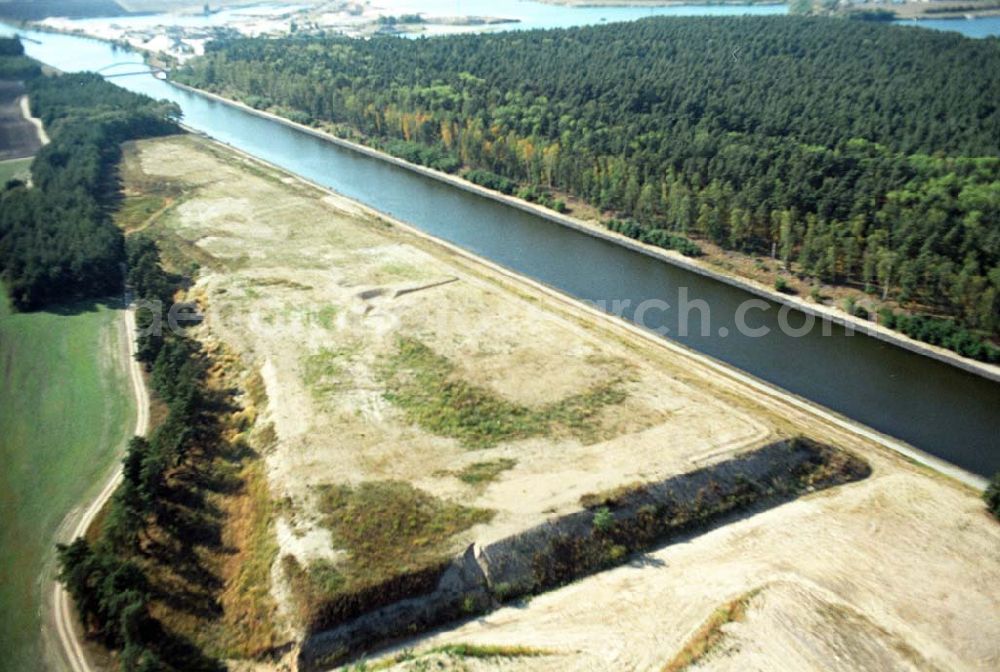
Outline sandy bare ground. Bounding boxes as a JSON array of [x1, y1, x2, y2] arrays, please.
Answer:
[[129, 134, 771, 551], [367, 467, 999, 672], [121, 134, 1000, 672], [21, 94, 49, 146]]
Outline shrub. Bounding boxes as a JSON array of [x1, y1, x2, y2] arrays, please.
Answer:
[[606, 219, 702, 257], [592, 506, 614, 533], [985, 472, 1000, 520], [638, 227, 703, 257], [384, 139, 460, 173], [492, 582, 515, 602], [516, 185, 539, 202], [881, 310, 1000, 363], [466, 169, 516, 195]]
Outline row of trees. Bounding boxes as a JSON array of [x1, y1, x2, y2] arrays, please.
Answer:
[[0, 36, 41, 79], [175, 17, 1000, 359], [0, 36, 23, 56], [57, 235, 223, 672], [0, 66, 180, 310]]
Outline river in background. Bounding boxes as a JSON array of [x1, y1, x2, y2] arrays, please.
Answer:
[[895, 15, 1000, 38], [4, 23, 998, 481], [40, 1, 1000, 38], [58, 0, 788, 37]]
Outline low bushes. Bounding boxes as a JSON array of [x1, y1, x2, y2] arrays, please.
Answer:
[[774, 276, 795, 294], [465, 168, 516, 195], [607, 218, 703, 257], [878, 309, 1000, 363], [463, 169, 568, 212], [382, 138, 461, 173]]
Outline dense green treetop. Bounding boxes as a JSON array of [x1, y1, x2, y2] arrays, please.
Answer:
[[0, 37, 40, 79], [186, 17, 1000, 156], [0, 36, 24, 57], [0, 72, 179, 309]]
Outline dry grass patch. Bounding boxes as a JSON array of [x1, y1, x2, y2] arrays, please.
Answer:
[[369, 643, 554, 670], [301, 345, 354, 398], [114, 193, 170, 233], [284, 481, 494, 631], [216, 458, 283, 658], [316, 480, 493, 579], [381, 337, 628, 448], [454, 459, 517, 486], [662, 589, 760, 672]]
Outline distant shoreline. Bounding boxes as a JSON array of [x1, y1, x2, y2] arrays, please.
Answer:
[[892, 9, 1000, 20], [840, 1, 1000, 21], [537, 0, 784, 6]]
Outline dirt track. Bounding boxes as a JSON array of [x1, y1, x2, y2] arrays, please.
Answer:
[[51, 306, 150, 672], [0, 80, 42, 160]]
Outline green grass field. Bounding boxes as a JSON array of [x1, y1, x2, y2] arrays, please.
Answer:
[[0, 288, 135, 671], [0, 157, 32, 185]]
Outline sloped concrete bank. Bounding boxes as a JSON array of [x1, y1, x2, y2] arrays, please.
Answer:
[[298, 438, 870, 671]]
